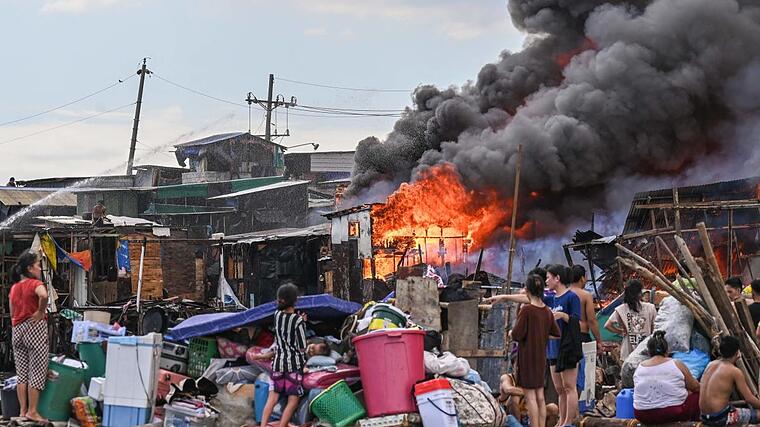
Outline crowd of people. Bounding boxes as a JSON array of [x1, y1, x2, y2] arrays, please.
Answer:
[[484, 264, 760, 427]]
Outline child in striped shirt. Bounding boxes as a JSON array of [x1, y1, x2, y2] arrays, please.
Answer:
[[259, 282, 306, 427]]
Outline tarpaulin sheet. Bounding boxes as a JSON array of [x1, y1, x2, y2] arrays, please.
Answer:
[[168, 294, 361, 341]]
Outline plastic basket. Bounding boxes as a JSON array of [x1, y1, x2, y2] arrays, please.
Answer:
[[188, 337, 218, 378], [309, 380, 366, 427]]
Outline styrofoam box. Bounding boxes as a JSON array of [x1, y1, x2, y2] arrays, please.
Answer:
[[88, 377, 106, 401], [104, 333, 162, 409]]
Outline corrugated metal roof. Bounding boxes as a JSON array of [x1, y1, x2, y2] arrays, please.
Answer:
[[174, 132, 286, 148], [208, 180, 309, 200], [226, 223, 330, 244], [0, 188, 77, 207], [310, 152, 355, 173]]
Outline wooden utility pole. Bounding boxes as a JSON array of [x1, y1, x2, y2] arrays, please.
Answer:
[[265, 73, 274, 143], [126, 58, 150, 176]]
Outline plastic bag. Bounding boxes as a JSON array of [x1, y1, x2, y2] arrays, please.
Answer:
[[672, 349, 710, 379], [424, 351, 470, 378], [214, 365, 260, 385], [653, 297, 693, 353]]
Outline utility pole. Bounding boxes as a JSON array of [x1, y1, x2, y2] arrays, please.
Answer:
[[126, 58, 150, 176], [246, 74, 296, 142]]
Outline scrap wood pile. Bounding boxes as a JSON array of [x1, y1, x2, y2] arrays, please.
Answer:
[[616, 221, 760, 393]]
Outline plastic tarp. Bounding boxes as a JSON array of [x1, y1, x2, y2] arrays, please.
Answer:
[[168, 294, 361, 341]]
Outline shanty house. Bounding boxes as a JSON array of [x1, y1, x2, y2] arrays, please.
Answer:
[[174, 132, 285, 183]]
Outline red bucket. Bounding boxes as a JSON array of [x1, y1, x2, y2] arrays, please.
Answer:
[[352, 329, 426, 417]]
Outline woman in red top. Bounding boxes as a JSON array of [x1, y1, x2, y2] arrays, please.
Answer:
[[511, 274, 561, 427], [10, 251, 48, 423]]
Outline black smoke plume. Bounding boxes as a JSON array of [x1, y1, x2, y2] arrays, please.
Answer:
[[349, 0, 760, 237]]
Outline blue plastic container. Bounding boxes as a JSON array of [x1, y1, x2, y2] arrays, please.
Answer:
[[615, 388, 635, 419], [254, 379, 269, 423], [102, 404, 151, 427]]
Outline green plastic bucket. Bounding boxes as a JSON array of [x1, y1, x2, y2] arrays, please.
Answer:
[[77, 342, 105, 387], [38, 358, 85, 421], [372, 304, 407, 328]]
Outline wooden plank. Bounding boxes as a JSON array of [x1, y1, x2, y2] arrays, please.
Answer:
[[395, 277, 441, 331], [452, 349, 505, 358], [446, 299, 479, 368], [575, 417, 699, 427]]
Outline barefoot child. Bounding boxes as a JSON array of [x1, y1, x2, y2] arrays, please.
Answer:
[[259, 283, 307, 427]]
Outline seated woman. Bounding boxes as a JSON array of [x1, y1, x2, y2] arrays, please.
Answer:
[[633, 331, 701, 423]]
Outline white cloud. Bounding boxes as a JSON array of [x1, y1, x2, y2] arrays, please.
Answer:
[[304, 27, 328, 37], [40, 0, 132, 14], [294, 0, 509, 40], [0, 105, 239, 179]]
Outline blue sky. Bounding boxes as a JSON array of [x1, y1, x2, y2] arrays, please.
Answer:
[[0, 0, 524, 179]]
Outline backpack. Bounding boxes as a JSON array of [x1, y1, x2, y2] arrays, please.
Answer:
[[449, 378, 506, 427]]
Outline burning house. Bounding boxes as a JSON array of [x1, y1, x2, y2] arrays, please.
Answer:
[[566, 176, 760, 297]]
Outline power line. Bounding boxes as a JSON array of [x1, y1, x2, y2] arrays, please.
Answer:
[[0, 102, 136, 146], [0, 73, 137, 127], [278, 77, 411, 93], [153, 71, 406, 118], [152, 73, 247, 108]]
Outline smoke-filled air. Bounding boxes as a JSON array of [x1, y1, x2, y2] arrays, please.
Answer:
[[348, 0, 760, 247]]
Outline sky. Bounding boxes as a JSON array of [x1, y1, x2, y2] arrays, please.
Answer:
[[0, 0, 525, 180]]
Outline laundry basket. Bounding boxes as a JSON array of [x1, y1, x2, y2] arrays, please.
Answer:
[[188, 337, 218, 378], [309, 380, 366, 427]]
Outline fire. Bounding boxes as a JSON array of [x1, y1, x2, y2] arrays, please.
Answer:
[[371, 163, 531, 256], [555, 38, 598, 69]]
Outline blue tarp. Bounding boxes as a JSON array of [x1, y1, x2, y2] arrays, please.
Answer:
[[168, 294, 361, 342]]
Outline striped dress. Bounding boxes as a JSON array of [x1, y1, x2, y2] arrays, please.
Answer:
[[273, 310, 307, 373]]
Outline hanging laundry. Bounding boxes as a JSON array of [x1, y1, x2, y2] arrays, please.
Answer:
[[69, 250, 93, 272], [39, 233, 58, 270]]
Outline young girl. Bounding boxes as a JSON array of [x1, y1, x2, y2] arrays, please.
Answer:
[[511, 274, 560, 427], [605, 279, 657, 361], [544, 264, 582, 427], [259, 283, 307, 427]]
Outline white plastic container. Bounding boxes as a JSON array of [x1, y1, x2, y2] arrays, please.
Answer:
[[413, 378, 458, 427], [104, 333, 162, 409], [88, 377, 105, 401], [163, 404, 217, 427]]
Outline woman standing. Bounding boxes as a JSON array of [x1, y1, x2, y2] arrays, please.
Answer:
[[544, 264, 582, 427], [10, 251, 49, 423], [605, 280, 657, 361], [511, 274, 560, 427]]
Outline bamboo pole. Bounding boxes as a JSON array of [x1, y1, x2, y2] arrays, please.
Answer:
[[673, 235, 729, 334], [673, 187, 682, 237], [505, 143, 523, 292], [614, 243, 711, 321], [616, 257, 716, 337], [503, 144, 523, 375]]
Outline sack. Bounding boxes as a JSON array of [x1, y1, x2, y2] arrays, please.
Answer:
[[449, 378, 506, 427], [424, 351, 470, 378]]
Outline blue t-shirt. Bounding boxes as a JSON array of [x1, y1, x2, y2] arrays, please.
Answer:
[[543, 289, 582, 359]]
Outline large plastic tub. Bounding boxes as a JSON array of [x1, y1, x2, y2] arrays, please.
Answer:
[[352, 329, 425, 417], [39, 358, 85, 421], [163, 404, 217, 427], [78, 342, 106, 388]]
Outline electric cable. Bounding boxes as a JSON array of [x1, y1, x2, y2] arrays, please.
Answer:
[[278, 77, 410, 93], [0, 73, 137, 127], [0, 102, 137, 146]]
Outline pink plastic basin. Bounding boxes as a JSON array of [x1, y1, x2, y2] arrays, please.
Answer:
[[352, 329, 425, 417]]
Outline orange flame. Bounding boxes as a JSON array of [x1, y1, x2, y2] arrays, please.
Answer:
[[371, 163, 531, 253], [555, 38, 598, 69]]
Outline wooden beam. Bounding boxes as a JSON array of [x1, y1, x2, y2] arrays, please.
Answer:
[[634, 199, 760, 210], [452, 349, 506, 358]]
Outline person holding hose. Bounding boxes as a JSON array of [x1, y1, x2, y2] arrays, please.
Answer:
[[10, 251, 49, 423]]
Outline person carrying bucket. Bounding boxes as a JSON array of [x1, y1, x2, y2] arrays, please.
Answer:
[[9, 251, 49, 423]]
